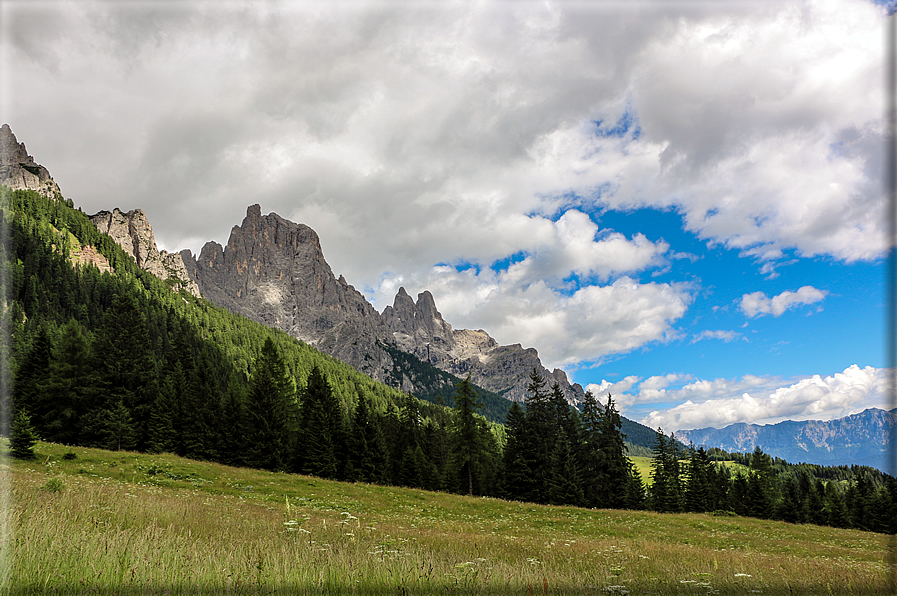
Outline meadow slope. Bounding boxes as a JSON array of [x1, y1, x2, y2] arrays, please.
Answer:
[[2, 442, 892, 595]]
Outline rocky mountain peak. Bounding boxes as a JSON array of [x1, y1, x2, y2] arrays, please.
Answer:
[[0, 123, 63, 198], [90, 208, 200, 297], [180, 204, 586, 405], [180, 205, 395, 379]]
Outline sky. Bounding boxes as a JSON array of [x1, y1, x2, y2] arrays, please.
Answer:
[[1, 0, 893, 434]]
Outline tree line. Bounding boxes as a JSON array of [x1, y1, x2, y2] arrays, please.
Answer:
[[4, 186, 895, 535], [649, 433, 896, 534]]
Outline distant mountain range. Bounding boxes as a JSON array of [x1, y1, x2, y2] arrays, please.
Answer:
[[678, 408, 896, 471]]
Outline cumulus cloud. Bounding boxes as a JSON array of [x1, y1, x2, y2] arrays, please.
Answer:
[[0, 0, 885, 373], [740, 286, 828, 318], [638, 365, 892, 431]]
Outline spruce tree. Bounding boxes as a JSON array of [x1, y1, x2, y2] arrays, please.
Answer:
[[649, 429, 683, 513], [12, 323, 53, 425], [10, 410, 39, 459], [245, 338, 295, 472], [450, 375, 483, 495], [548, 432, 585, 506], [684, 444, 712, 513], [298, 364, 339, 478], [501, 401, 534, 501], [595, 393, 630, 509], [42, 318, 91, 445], [523, 368, 554, 503]]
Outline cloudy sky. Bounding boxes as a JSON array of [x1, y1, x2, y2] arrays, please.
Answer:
[[1, 0, 892, 433]]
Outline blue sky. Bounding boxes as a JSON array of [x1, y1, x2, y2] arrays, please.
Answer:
[[2, 0, 891, 431]]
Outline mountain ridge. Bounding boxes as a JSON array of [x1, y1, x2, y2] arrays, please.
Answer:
[[180, 204, 585, 405], [678, 407, 896, 472]]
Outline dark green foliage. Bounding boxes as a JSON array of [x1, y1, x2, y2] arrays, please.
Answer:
[[449, 376, 482, 495], [346, 392, 388, 484], [446, 375, 499, 496], [41, 318, 91, 445], [245, 339, 296, 472], [501, 401, 534, 501], [10, 410, 39, 458], [298, 365, 341, 478], [6, 185, 896, 534], [649, 429, 683, 513]]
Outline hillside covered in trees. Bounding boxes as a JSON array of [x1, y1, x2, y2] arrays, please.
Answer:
[[4, 186, 895, 534]]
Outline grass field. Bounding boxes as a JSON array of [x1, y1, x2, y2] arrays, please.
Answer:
[[2, 442, 893, 595]]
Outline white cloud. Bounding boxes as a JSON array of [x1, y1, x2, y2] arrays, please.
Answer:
[[585, 376, 641, 401], [1, 0, 886, 373], [740, 286, 828, 318], [691, 330, 740, 343], [638, 365, 892, 431]]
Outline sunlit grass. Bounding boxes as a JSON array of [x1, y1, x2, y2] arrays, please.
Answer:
[[2, 442, 891, 594]]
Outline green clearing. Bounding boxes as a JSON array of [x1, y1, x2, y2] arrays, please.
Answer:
[[3, 441, 892, 595]]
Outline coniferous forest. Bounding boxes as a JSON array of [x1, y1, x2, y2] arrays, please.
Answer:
[[3, 187, 895, 535]]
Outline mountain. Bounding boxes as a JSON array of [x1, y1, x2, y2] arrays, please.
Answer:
[[0, 124, 62, 198], [678, 408, 897, 471], [180, 204, 585, 405], [91, 208, 200, 297]]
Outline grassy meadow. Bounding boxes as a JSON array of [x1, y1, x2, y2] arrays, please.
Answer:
[[2, 441, 892, 595]]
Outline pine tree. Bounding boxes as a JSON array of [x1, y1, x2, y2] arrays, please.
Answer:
[[42, 318, 91, 445], [649, 429, 683, 513], [10, 410, 39, 459], [684, 444, 712, 513], [85, 293, 158, 450], [12, 323, 53, 424], [523, 368, 554, 504], [501, 401, 534, 501], [146, 371, 180, 454], [298, 364, 340, 478], [595, 393, 630, 509], [245, 338, 295, 472], [745, 446, 775, 519], [450, 375, 483, 496], [548, 432, 585, 506]]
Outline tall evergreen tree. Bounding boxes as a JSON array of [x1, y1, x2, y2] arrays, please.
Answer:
[[83, 293, 158, 450], [548, 432, 585, 506], [522, 368, 554, 504], [501, 401, 534, 501], [649, 429, 683, 513], [12, 322, 53, 421], [347, 392, 388, 484], [450, 375, 484, 496], [745, 446, 776, 519], [41, 318, 91, 445], [245, 338, 295, 471], [684, 444, 712, 513], [298, 364, 340, 478]]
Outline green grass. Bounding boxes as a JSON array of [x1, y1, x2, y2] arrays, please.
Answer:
[[2, 441, 892, 595]]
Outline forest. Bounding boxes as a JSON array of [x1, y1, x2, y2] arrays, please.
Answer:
[[3, 186, 895, 535]]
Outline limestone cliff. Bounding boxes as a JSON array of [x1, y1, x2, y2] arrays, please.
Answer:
[[0, 124, 63, 198], [181, 204, 585, 404], [382, 288, 585, 404], [90, 208, 200, 297], [180, 205, 397, 382]]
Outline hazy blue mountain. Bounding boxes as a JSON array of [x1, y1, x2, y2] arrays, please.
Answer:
[[678, 408, 896, 471]]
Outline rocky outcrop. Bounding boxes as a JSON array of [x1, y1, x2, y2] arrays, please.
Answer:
[[90, 208, 200, 297], [0, 123, 63, 198], [181, 204, 585, 404], [180, 205, 396, 381], [382, 288, 585, 404]]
